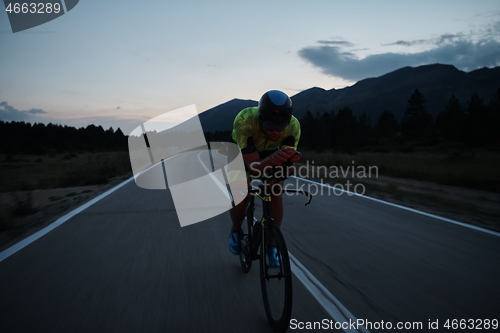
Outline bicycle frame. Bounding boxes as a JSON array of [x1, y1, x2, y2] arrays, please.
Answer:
[[247, 179, 275, 270], [245, 176, 312, 266]]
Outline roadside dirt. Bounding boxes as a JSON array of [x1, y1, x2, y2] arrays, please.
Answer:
[[0, 176, 130, 252], [305, 170, 500, 233], [358, 175, 500, 232]]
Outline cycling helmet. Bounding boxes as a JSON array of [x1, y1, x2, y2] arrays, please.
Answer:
[[258, 90, 293, 125]]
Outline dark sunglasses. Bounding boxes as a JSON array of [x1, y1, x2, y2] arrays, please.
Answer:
[[263, 120, 288, 132]]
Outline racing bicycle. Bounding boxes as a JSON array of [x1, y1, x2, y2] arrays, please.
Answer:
[[238, 166, 312, 333]]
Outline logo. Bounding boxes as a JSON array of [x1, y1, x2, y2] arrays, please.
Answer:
[[127, 105, 248, 227], [3, 0, 79, 33]]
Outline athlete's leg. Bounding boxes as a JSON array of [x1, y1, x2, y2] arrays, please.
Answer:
[[271, 191, 283, 228], [267, 181, 284, 266], [229, 192, 250, 232], [266, 180, 284, 251], [228, 192, 249, 254], [271, 164, 296, 227]]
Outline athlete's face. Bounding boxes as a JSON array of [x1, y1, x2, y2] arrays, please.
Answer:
[[262, 127, 281, 141], [259, 117, 287, 141]]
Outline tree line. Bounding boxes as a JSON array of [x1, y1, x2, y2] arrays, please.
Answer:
[[298, 87, 500, 152], [0, 121, 128, 155], [205, 87, 500, 153], [4, 86, 499, 156]]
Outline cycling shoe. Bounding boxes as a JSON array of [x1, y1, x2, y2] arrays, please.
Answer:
[[228, 229, 241, 255], [267, 246, 280, 267]]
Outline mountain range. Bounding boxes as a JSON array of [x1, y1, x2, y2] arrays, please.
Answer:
[[199, 64, 500, 133]]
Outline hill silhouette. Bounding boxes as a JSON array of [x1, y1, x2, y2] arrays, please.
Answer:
[[292, 64, 500, 121], [199, 98, 257, 133], [199, 64, 500, 132], [2, 64, 498, 155]]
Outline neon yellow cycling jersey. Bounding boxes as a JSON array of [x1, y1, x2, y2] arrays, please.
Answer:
[[231, 107, 301, 153]]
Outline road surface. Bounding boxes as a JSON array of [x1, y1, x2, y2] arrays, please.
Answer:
[[1, 149, 499, 332]]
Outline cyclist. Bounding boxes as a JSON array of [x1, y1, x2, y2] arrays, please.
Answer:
[[228, 90, 301, 266]]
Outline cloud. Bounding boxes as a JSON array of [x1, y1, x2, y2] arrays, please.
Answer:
[[495, 21, 500, 32], [485, 20, 500, 36], [385, 40, 420, 47], [26, 108, 46, 114], [0, 102, 47, 121], [318, 40, 354, 47], [298, 38, 500, 81], [384, 33, 465, 47]]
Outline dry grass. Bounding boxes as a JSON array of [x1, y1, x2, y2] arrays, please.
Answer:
[[299, 150, 500, 193], [0, 177, 128, 247], [294, 150, 500, 231], [0, 152, 132, 233], [0, 152, 132, 193]]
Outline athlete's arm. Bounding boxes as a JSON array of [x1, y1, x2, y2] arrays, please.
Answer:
[[245, 149, 294, 176]]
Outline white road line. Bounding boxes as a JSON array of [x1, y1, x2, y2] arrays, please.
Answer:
[[0, 177, 135, 263], [0, 150, 219, 263], [253, 222, 368, 331], [289, 252, 370, 333], [292, 176, 500, 238], [0, 150, 189, 263], [197, 150, 231, 201]]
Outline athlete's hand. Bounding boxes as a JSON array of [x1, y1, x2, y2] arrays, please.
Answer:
[[282, 148, 301, 163], [272, 149, 292, 166]]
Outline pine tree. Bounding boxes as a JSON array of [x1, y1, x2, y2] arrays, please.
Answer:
[[332, 107, 357, 152], [466, 92, 494, 145], [488, 87, 500, 145], [436, 95, 465, 142], [299, 110, 317, 149], [318, 111, 334, 150], [400, 89, 434, 140], [376, 110, 398, 138], [357, 111, 373, 148]]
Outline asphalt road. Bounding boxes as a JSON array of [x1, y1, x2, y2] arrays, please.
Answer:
[[1, 149, 499, 332]]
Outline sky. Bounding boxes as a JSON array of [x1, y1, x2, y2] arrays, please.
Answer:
[[1, 0, 499, 135]]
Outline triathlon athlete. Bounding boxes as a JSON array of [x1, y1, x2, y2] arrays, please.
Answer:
[[228, 90, 301, 266]]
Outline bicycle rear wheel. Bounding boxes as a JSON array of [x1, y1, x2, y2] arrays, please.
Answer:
[[260, 223, 292, 333], [239, 196, 254, 273]]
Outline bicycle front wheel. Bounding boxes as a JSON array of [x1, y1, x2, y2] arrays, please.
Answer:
[[260, 223, 292, 333]]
